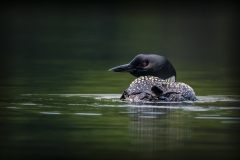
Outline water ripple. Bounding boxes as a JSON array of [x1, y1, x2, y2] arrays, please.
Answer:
[[141, 112, 166, 115], [74, 113, 102, 116], [138, 116, 157, 119], [40, 112, 61, 115], [195, 116, 240, 120]]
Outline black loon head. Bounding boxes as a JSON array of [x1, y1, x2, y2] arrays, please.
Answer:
[[109, 54, 177, 80]]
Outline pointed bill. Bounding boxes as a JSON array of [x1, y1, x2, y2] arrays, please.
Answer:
[[108, 64, 134, 72]]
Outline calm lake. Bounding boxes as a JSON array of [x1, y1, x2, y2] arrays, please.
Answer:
[[1, 93, 240, 160], [1, 3, 240, 160]]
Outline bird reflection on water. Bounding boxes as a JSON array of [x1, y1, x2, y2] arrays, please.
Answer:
[[126, 103, 192, 153]]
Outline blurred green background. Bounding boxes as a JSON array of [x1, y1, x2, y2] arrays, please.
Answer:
[[1, 2, 239, 96]]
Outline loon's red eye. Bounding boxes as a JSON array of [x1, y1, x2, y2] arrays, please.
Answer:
[[142, 61, 148, 67]]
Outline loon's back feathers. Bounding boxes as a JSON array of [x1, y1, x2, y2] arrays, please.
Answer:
[[120, 76, 197, 102], [109, 54, 197, 102]]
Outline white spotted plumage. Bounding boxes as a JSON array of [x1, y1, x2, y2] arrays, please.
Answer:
[[121, 76, 197, 102]]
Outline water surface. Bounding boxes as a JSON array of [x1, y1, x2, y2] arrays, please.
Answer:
[[1, 94, 240, 160]]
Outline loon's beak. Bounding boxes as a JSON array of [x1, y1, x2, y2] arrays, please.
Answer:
[[108, 64, 134, 72]]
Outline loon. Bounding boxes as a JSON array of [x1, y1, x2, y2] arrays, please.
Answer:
[[109, 54, 197, 102]]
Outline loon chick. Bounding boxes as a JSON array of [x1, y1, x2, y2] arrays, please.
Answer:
[[109, 54, 197, 102]]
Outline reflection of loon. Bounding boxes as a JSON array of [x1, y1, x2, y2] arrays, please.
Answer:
[[109, 54, 197, 102], [127, 106, 191, 153]]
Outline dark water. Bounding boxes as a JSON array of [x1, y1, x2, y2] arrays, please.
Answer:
[[1, 3, 240, 160], [1, 94, 240, 160]]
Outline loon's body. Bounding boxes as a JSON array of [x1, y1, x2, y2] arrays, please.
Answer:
[[109, 54, 197, 102], [120, 76, 197, 102]]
